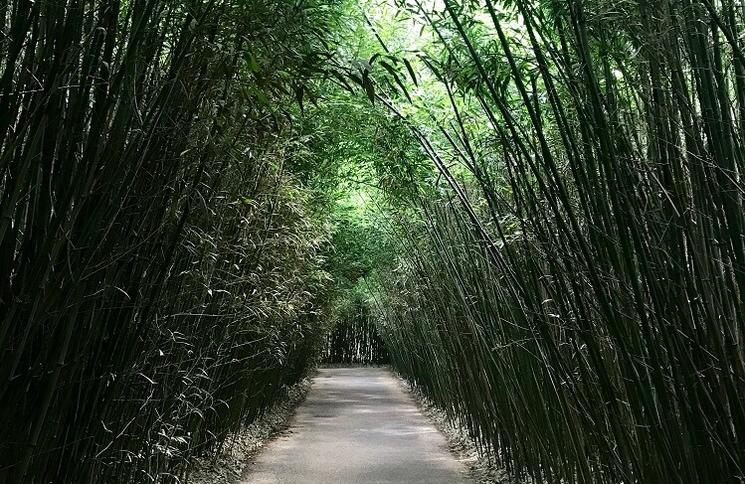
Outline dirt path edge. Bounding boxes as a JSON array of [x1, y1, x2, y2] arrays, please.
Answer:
[[393, 373, 523, 484], [185, 376, 314, 484]]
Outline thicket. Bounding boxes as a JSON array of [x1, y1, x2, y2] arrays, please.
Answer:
[[322, 213, 390, 364], [4, 0, 745, 482], [325, 289, 389, 364], [288, 89, 411, 365], [364, 0, 745, 482], [0, 0, 342, 481]]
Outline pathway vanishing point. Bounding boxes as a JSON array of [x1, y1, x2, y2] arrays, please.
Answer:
[[242, 367, 472, 483]]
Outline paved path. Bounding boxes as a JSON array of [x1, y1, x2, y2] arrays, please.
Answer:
[[242, 367, 471, 483]]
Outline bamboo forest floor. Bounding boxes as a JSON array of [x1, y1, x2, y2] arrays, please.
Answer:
[[240, 367, 472, 483]]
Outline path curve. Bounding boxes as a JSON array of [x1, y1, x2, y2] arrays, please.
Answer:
[[241, 367, 471, 483]]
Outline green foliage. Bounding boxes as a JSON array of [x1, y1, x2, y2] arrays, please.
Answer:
[[364, 0, 745, 482], [291, 89, 433, 204], [0, 0, 343, 482], [325, 287, 389, 364], [5, 0, 745, 482]]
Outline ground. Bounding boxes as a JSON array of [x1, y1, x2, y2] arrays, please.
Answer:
[[241, 367, 472, 483]]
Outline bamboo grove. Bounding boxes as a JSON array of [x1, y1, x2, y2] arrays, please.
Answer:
[[2, 0, 745, 482], [367, 0, 745, 482], [0, 0, 343, 481], [325, 292, 389, 364]]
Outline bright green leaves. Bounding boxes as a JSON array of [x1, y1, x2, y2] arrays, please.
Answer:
[[245, 51, 260, 72]]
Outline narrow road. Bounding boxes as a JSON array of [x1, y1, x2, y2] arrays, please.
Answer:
[[242, 367, 471, 483]]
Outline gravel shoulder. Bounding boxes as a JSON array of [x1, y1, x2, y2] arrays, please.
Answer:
[[186, 377, 313, 484], [394, 374, 524, 484]]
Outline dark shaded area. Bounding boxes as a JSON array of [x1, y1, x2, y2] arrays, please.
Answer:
[[324, 315, 389, 365], [0, 1, 340, 482]]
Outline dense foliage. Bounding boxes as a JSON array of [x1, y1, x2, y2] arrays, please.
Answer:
[[0, 0, 341, 481], [364, 0, 745, 482], [322, 208, 390, 364], [3, 0, 744, 482]]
